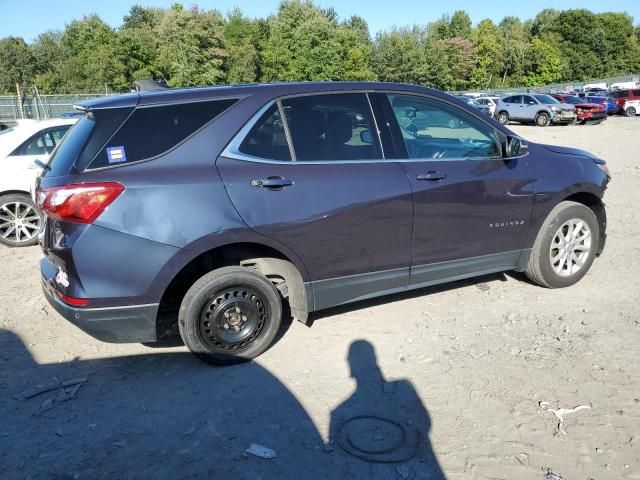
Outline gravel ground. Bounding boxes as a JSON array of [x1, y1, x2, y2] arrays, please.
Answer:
[[1, 116, 639, 480]]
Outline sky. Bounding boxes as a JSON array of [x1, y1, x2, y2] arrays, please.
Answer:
[[1, 0, 639, 42]]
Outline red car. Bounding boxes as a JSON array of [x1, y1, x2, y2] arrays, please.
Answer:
[[609, 89, 640, 114], [550, 94, 606, 124]]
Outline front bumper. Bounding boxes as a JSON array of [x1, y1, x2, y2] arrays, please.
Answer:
[[42, 279, 159, 343]]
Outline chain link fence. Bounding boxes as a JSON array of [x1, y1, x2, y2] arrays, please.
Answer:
[[0, 94, 106, 126], [457, 74, 640, 96]]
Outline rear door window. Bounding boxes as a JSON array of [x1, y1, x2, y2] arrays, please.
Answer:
[[239, 104, 291, 161], [88, 99, 237, 169], [280, 93, 382, 161]]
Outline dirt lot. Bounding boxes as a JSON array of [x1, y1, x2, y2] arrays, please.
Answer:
[[1, 116, 639, 480]]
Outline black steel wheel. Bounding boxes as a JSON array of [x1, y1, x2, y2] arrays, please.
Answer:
[[179, 266, 282, 365]]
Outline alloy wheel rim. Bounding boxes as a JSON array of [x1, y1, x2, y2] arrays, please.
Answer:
[[199, 287, 269, 352], [0, 201, 41, 244], [549, 218, 592, 277], [537, 114, 548, 126]]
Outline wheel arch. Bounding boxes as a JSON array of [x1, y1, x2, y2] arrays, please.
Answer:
[[561, 191, 606, 255], [0, 189, 32, 198], [154, 241, 311, 340]]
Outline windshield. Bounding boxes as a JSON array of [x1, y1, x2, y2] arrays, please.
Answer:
[[533, 94, 560, 104]]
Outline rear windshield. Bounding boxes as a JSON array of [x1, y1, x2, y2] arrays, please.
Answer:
[[88, 99, 237, 169], [44, 108, 133, 176]]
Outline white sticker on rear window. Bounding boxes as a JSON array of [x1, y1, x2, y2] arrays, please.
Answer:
[[106, 146, 127, 164]]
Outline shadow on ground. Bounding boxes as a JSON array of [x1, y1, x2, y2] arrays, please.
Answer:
[[0, 329, 445, 479]]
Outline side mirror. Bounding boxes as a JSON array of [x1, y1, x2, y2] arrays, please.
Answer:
[[506, 137, 528, 158], [360, 129, 373, 144]]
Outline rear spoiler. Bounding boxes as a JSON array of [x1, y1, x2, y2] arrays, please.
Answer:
[[134, 79, 169, 92]]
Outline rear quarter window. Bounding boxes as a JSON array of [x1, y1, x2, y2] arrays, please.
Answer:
[[88, 99, 237, 169]]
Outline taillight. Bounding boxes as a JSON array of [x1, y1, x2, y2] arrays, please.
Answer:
[[55, 290, 89, 307], [36, 182, 124, 224]]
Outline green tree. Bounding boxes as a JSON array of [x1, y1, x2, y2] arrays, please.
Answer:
[[156, 4, 227, 87], [469, 19, 500, 88], [449, 11, 473, 39], [224, 8, 260, 83], [373, 27, 428, 84], [522, 38, 562, 86], [0, 37, 35, 94]]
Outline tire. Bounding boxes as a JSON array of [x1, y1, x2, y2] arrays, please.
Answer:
[[625, 107, 636, 117], [496, 111, 509, 125], [0, 193, 43, 247], [535, 112, 550, 127], [525, 201, 599, 288], [178, 266, 283, 365]]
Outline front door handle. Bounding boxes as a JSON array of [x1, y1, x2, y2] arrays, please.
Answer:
[[416, 172, 447, 182], [250, 176, 294, 189]]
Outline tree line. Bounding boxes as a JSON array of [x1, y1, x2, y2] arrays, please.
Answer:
[[1, 1, 639, 95]]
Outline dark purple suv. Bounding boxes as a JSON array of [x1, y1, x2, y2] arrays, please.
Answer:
[[36, 82, 610, 365]]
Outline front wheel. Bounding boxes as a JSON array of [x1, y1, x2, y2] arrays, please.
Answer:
[[625, 107, 636, 117], [525, 201, 599, 288], [0, 193, 43, 247], [178, 266, 283, 365], [535, 112, 550, 127]]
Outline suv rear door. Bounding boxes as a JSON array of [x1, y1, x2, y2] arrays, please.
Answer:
[[217, 92, 414, 310], [502, 95, 523, 120], [379, 92, 534, 286]]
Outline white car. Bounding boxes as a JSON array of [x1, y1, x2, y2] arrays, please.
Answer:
[[475, 96, 500, 116], [624, 99, 640, 117], [0, 118, 77, 247]]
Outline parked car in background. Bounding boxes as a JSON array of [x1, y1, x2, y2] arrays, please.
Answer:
[[495, 94, 576, 126], [609, 89, 640, 114], [35, 81, 609, 365], [623, 99, 640, 117], [455, 96, 493, 116], [475, 96, 500, 116], [609, 81, 640, 91], [59, 111, 85, 119], [550, 94, 607, 124], [586, 90, 608, 98], [0, 118, 76, 246], [585, 96, 618, 115]]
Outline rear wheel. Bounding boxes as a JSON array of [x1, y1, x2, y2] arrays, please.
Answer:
[[0, 193, 42, 247], [496, 111, 509, 125], [525, 201, 599, 288], [178, 266, 282, 365], [535, 112, 550, 127], [625, 106, 636, 117]]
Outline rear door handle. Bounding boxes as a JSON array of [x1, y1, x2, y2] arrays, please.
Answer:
[[250, 176, 294, 189], [416, 172, 447, 182]]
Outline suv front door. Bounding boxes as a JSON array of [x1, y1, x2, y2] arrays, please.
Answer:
[[217, 92, 414, 310], [380, 93, 534, 287]]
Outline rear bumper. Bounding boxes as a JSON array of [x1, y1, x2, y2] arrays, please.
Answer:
[[42, 279, 159, 343]]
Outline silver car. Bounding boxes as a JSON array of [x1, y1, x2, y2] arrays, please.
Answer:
[[495, 94, 576, 127]]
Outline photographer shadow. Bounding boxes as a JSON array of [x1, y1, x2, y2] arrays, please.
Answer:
[[0, 329, 444, 479]]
